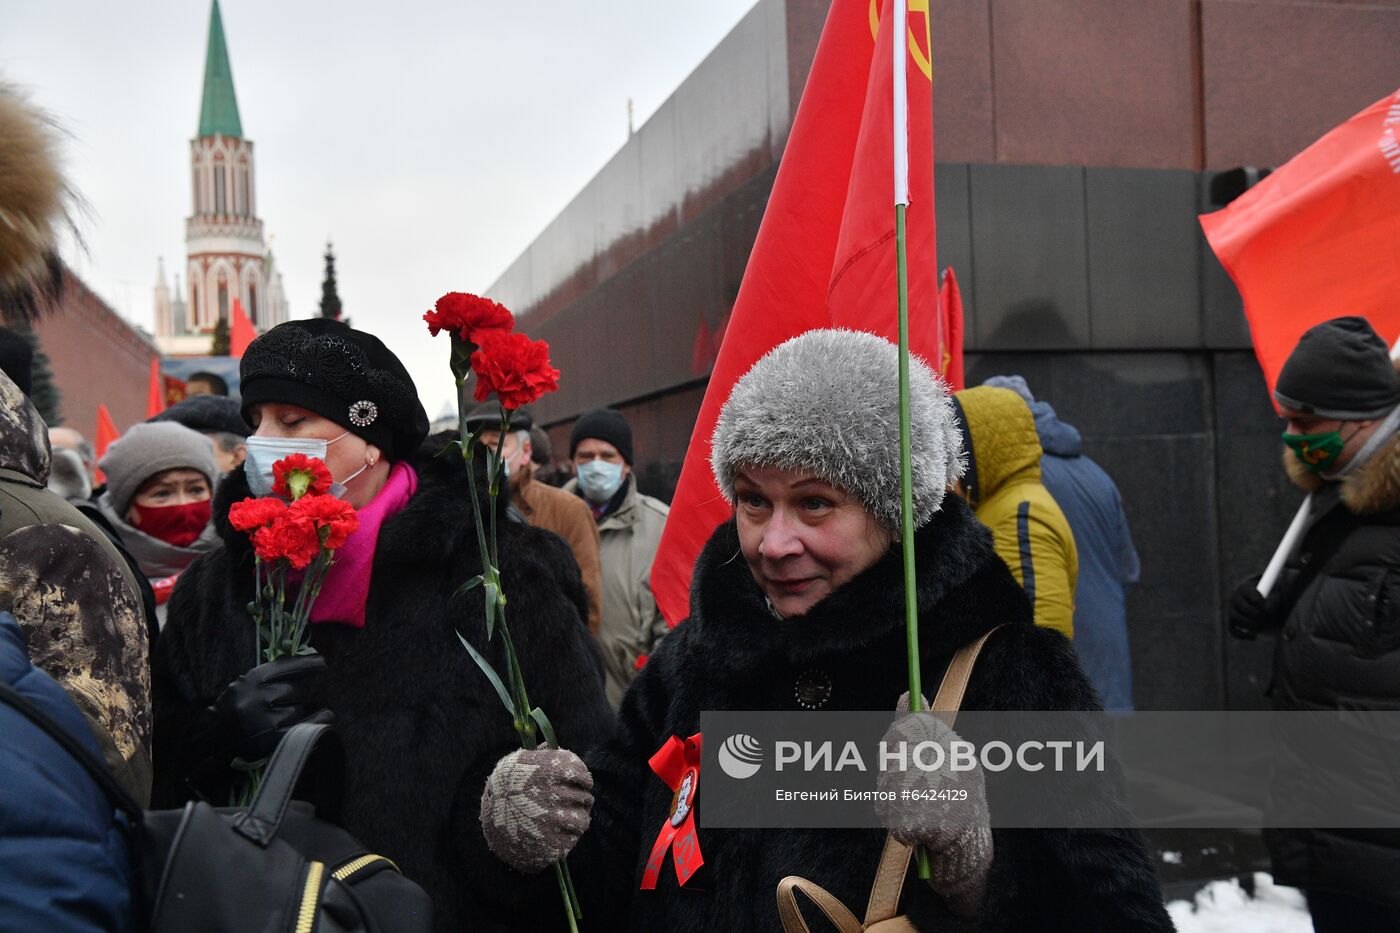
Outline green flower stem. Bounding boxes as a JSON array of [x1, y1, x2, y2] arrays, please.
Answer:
[[555, 862, 582, 930]]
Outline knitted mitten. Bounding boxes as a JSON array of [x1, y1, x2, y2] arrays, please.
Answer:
[[480, 748, 593, 874], [875, 709, 993, 917]]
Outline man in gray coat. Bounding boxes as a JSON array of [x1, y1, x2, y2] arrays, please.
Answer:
[[566, 408, 670, 706]]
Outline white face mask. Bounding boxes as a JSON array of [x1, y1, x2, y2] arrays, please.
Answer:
[[577, 459, 624, 503], [243, 431, 365, 498]]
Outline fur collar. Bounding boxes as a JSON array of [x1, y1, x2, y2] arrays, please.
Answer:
[[687, 495, 999, 672], [1284, 431, 1400, 516]]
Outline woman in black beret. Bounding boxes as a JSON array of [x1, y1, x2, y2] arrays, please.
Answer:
[[151, 318, 612, 932]]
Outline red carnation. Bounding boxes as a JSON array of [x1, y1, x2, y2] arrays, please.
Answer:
[[470, 331, 561, 410], [273, 454, 333, 501], [424, 292, 515, 344], [252, 514, 322, 570], [229, 496, 288, 532], [290, 494, 360, 550]]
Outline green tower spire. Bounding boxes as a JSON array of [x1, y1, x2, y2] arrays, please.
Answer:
[[197, 0, 243, 138]]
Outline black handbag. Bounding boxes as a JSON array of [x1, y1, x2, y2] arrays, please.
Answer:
[[0, 682, 433, 932]]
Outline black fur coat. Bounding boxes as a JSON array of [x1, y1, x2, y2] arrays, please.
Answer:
[[151, 444, 614, 932], [563, 496, 1172, 932]]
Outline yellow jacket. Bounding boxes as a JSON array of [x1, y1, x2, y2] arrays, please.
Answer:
[[953, 386, 1078, 638]]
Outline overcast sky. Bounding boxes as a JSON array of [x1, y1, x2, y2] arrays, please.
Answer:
[[1, 0, 758, 418]]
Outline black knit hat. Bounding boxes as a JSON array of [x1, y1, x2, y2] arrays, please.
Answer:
[[0, 326, 33, 396], [462, 400, 533, 432], [240, 318, 429, 459], [1275, 316, 1400, 420], [570, 407, 633, 464], [150, 394, 249, 437]]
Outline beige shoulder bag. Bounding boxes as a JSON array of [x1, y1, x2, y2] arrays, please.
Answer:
[[775, 627, 1001, 933]]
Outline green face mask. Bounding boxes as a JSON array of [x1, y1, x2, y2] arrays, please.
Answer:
[[1282, 430, 1345, 473]]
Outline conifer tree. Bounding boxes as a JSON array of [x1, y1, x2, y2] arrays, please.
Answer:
[[320, 242, 343, 319], [211, 315, 230, 355], [21, 326, 61, 425]]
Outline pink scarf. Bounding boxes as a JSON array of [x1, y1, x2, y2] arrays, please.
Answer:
[[310, 462, 418, 628]]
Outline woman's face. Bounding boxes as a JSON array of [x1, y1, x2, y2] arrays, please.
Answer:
[[126, 468, 211, 523], [734, 465, 892, 619], [248, 403, 384, 506]]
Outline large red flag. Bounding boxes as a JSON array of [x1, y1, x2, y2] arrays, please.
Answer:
[[1200, 87, 1400, 399], [146, 357, 165, 418], [229, 298, 258, 358], [649, 0, 937, 625], [937, 267, 965, 391]]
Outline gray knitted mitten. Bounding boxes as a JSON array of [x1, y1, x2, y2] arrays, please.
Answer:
[[875, 709, 993, 917], [481, 748, 593, 874]]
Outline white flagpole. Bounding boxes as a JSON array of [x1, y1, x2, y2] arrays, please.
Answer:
[[893, 0, 909, 207]]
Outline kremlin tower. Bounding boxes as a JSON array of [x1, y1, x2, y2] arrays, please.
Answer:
[[155, 0, 287, 355]]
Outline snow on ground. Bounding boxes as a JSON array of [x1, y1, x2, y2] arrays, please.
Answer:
[[1167, 873, 1311, 933]]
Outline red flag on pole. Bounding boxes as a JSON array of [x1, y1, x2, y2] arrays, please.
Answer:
[[937, 267, 965, 391], [649, 0, 937, 626], [146, 357, 166, 418], [230, 298, 258, 358], [1200, 87, 1400, 401], [94, 403, 119, 484]]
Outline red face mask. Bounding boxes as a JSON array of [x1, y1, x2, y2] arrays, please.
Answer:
[[131, 499, 212, 547]]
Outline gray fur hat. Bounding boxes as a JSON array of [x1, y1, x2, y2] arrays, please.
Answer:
[[710, 329, 964, 532]]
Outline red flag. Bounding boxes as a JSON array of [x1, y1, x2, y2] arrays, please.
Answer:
[[937, 267, 965, 391], [146, 357, 165, 418], [230, 298, 258, 358], [164, 374, 188, 406], [1200, 87, 1400, 400], [94, 403, 119, 484], [649, 0, 937, 625]]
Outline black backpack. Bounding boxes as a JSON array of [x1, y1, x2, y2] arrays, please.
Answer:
[[0, 682, 433, 933]]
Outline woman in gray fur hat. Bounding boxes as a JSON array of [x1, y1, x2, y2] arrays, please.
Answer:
[[479, 329, 1172, 931]]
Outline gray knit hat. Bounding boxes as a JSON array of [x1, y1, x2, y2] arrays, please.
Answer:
[[710, 329, 964, 533], [99, 421, 218, 514]]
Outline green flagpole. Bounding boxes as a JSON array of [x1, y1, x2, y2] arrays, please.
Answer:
[[896, 202, 920, 715], [896, 197, 933, 882]]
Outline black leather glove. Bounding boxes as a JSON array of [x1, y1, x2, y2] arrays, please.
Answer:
[[1227, 575, 1277, 640], [209, 654, 333, 762]]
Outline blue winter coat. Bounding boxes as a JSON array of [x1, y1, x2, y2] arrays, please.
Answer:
[[1032, 402, 1141, 710], [0, 611, 132, 932]]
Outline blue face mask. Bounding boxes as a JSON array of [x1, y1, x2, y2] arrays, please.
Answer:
[[243, 432, 365, 498], [577, 459, 624, 503]]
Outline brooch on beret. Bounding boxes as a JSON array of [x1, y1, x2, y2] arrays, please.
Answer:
[[348, 400, 379, 427]]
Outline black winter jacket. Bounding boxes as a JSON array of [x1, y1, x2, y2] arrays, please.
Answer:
[[563, 497, 1172, 932], [152, 444, 614, 932], [1256, 436, 1400, 904]]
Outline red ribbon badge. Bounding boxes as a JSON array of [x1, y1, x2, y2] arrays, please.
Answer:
[[641, 732, 704, 889], [151, 574, 179, 606]]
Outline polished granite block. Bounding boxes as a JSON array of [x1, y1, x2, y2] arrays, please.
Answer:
[[1086, 169, 1201, 349], [969, 164, 1090, 350], [934, 163, 976, 344]]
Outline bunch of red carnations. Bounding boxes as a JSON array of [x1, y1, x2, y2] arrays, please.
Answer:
[[228, 453, 359, 663]]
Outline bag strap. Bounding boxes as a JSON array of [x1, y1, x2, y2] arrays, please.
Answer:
[[231, 722, 340, 846], [0, 679, 143, 822], [777, 875, 864, 933], [863, 624, 1006, 926]]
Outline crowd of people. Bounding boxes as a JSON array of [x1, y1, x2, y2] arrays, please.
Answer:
[[3, 82, 1398, 933]]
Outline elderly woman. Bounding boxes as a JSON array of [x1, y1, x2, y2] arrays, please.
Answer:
[[481, 330, 1172, 931], [152, 318, 612, 933], [97, 421, 221, 628]]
